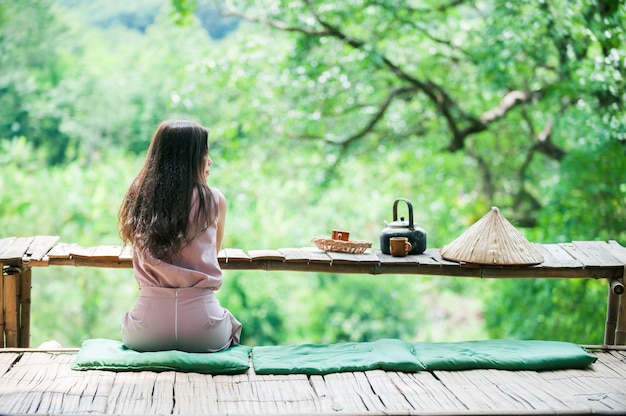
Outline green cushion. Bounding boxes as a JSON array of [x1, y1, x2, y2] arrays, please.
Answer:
[[252, 338, 426, 375], [71, 338, 596, 375], [71, 338, 251, 374], [411, 339, 597, 371], [252, 339, 596, 375]]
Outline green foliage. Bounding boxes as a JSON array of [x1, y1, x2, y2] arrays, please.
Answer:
[[483, 278, 607, 344], [0, 0, 624, 347], [533, 139, 626, 243]]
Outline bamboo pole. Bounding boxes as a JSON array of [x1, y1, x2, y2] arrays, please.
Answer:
[[611, 278, 625, 294], [3, 271, 18, 347], [19, 268, 31, 348], [605, 282, 619, 345], [0, 262, 4, 348], [615, 268, 626, 345]]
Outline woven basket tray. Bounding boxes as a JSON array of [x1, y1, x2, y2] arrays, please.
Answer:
[[311, 237, 372, 254]]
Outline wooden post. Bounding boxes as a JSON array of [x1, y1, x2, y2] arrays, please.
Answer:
[[616, 267, 626, 345], [0, 262, 4, 348], [616, 298, 626, 345], [3, 269, 19, 347], [19, 268, 32, 348], [605, 280, 620, 345]]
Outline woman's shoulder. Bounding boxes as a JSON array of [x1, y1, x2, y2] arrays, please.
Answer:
[[190, 186, 224, 217], [208, 185, 224, 196], [205, 186, 226, 206], [191, 185, 222, 200]]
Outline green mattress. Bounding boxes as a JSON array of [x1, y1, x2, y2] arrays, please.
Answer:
[[71, 338, 597, 375]]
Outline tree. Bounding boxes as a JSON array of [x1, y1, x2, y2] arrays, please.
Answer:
[[171, 0, 626, 343], [173, 0, 625, 228], [0, 0, 76, 163]]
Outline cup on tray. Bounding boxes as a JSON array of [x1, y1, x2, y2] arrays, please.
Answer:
[[332, 229, 350, 241]]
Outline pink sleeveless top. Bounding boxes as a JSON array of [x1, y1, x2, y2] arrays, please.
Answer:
[[132, 187, 222, 290]]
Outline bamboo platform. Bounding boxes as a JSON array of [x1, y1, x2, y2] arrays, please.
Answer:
[[1, 237, 626, 349], [1, 239, 626, 414], [0, 346, 625, 415]]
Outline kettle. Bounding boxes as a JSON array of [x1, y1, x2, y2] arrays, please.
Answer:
[[380, 198, 427, 255]]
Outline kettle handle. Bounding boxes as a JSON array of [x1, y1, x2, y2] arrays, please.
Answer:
[[393, 198, 414, 229]]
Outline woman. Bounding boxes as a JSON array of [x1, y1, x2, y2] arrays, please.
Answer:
[[118, 119, 242, 352]]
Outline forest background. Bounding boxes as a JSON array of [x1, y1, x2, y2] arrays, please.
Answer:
[[0, 0, 625, 348]]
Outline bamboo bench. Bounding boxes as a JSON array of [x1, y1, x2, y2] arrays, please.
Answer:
[[1, 236, 625, 348]]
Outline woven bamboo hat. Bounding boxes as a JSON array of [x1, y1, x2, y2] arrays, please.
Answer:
[[440, 207, 544, 265]]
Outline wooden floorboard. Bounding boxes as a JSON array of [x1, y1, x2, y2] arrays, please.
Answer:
[[0, 351, 625, 415]]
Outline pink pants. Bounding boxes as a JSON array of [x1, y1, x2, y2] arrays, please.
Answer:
[[122, 286, 242, 353]]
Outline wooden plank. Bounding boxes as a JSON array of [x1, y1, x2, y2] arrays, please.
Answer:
[[119, 245, 133, 261], [378, 249, 460, 267], [422, 248, 460, 266], [362, 370, 417, 412], [434, 369, 530, 412], [535, 243, 561, 268], [0, 237, 16, 256], [560, 242, 603, 267], [76, 370, 113, 413], [23, 235, 60, 262], [529, 366, 626, 412], [313, 372, 374, 413], [112, 371, 164, 414], [1, 352, 76, 414], [46, 242, 78, 259], [247, 249, 285, 261], [47, 354, 90, 414], [277, 248, 310, 263], [542, 243, 583, 268], [607, 240, 626, 263], [416, 250, 452, 266], [591, 350, 626, 379], [226, 373, 321, 414], [91, 245, 124, 260], [173, 372, 220, 415], [485, 369, 572, 412], [0, 352, 20, 375], [68, 245, 97, 259], [148, 372, 176, 414], [573, 241, 624, 267], [377, 251, 421, 265], [2, 352, 44, 413], [301, 247, 332, 264], [325, 250, 379, 264], [0, 236, 33, 262], [386, 371, 467, 412], [307, 374, 339, 413], [214, 373, 260, 415], [221, 248, 250, 263]]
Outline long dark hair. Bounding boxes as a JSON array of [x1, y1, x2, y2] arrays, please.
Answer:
[[119, 120, 215, 260]]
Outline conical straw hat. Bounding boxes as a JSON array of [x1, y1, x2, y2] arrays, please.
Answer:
[[440, 207, 544, 265]]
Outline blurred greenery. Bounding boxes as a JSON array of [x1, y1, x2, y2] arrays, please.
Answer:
[[0, 0, 624, 347]]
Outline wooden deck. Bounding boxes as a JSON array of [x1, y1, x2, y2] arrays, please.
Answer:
[[2, 237, 626, 414], [0, 347, 625, 415]]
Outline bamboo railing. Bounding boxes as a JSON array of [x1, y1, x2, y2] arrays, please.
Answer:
[[1, 236, 625, 348]]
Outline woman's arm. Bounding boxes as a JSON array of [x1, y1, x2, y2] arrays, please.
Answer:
[[215, 190, 227, 254]]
